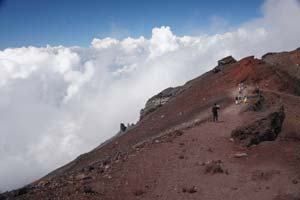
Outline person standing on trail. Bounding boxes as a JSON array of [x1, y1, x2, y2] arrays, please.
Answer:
[[212, 103, 220, 122]]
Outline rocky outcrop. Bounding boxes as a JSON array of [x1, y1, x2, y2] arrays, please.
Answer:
[[244, 95, 265, 112], [140, 86, 182, 119], [261, 52, 277, 61], [231, 106, 285, 147], [213, 56, 237, 73], [218, 56, 237, 66]]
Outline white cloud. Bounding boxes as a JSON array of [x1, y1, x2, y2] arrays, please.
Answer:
[[91, 37, 119, 49], [149, 26, 179, 58], [0, 0, 300, 192]]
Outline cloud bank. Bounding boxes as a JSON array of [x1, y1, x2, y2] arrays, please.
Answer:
[[0, 0, 300, 191]]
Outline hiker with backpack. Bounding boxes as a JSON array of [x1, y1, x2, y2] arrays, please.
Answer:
[[212, 103, 220, 122]]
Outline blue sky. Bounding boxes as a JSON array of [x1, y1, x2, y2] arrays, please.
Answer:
[[0, 0, 264, 49]]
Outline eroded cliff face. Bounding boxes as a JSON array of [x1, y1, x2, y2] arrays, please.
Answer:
[[140, 86, 183, 120]]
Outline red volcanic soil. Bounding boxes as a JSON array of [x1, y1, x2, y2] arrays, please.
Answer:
[[2, 49, 300, 200]]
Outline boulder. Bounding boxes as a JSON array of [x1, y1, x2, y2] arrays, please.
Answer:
[[204, 160, 224, 174], [231, 106, 285, 147]]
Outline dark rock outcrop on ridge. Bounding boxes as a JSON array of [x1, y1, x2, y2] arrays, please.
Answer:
[[231, 106, 285, 147], [140, 86, 183, 119]]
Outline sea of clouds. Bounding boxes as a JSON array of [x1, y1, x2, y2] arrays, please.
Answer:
[[0, 0, 300, 191]]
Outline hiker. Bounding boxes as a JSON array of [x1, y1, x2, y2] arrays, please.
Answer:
[[243, 96, 248, 103], [235, 96, 239, 104], [238, 82, 244, 93], [212, 103, 220, 122], [120, 123, 127, 132], [254, 85, 261, 97]]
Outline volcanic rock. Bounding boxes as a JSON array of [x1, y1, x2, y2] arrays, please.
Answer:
[[140, 86, 182, 119], [204, 160, 224, 174], [218, 56, 237, 66], [133, 189, 145, 196], [182, 186, 197, 193], [213, 56, 237, 73], [234, 152, 248, 158], [82, 185, 96, 194], [231, 106, 285, 147]]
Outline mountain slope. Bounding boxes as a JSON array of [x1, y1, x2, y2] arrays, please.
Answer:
[[2, 49, 300, 200]]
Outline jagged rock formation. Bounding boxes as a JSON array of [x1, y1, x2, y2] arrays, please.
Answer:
[[218, 56, 237, 66], [213, 55, 237, 73], [231, 106, 285, 147], [140, 86, 182, 119]]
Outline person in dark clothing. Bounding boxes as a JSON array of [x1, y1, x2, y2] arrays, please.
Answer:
[[120, 123, 127, 132], [212, 103, 220, 122]]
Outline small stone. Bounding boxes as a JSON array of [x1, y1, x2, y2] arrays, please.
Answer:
[[75, 173, 92, 181], [182, 186, 197, 193], [175, 130, 183, 136], [234, 153, 248, 158], [87, 166, 95, 171], [38, 180, 50, 187], [103, 174, 112, 179], [292, 179, 298, 184], [205, 160, 224, 174], [134, 189, 145, 196], [83, 185, 96, 194]]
